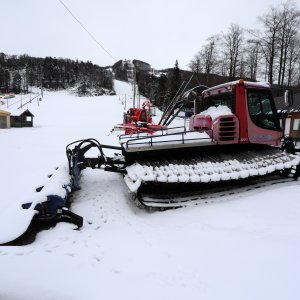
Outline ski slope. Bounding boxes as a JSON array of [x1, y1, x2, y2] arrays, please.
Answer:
[[0, 80, 300, 300]]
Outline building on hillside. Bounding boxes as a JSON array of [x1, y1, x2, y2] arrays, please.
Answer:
[[5, 107, 34, 127], [132, 59, 151, 72], [276, 93, 300, 140], [0, 109, 11, 128]]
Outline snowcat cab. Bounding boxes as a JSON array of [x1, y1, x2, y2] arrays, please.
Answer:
[[190, 79, 282, 146]]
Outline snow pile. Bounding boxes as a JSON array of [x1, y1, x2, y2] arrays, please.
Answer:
[[0, 161, 72, 244], [200, 105, 232, 121], [0, 206, 37, 244], [23, 164, 71, 208], [125, 153, 300, 192]]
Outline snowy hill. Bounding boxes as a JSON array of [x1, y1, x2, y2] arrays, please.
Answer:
[[0, 80, 300, 300]]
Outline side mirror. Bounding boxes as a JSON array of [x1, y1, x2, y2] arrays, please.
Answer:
[[284, 89, 293, 108]]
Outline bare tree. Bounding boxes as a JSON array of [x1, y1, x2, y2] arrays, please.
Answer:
[[189, 35, 219, 82], [189, 35, 219, 81], [188, 52, 202, 74], [277, 2, 300, 86], [244, 39, 261, 81], [203, 35, 219, 76], [286, 34, 300, 86], [257, 7, 282, 84], [222, 24, 244, 79]]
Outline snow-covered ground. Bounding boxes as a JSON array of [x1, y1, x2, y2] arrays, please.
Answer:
[[0, 80, 300, 300]]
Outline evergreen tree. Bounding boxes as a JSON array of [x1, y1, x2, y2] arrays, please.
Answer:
[[12, 72, 21, 93], [170, 59, 181, 98], [156, 73, 167, 107], [4, 70, 10, 92], [169, 60, 182, 99]]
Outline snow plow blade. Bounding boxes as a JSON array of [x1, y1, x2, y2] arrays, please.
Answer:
[[0, 165, 83, 245]]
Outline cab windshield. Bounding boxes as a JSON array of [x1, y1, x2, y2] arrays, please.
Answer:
[[203, 92, 235, 112], [247, 89, 280, 131]]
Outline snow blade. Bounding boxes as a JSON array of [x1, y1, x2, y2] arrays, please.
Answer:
[[0, 208, 37, 245], [0, 165, 83, 246]]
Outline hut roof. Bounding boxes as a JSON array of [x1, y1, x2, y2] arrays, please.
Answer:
[[4, 107, 34, 117], [0, 109, 11, 116]]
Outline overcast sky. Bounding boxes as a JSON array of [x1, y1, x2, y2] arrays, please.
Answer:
[[1, 0, 289, 70]]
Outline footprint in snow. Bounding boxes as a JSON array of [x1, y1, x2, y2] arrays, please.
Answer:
[[94, 256, 102, 262]]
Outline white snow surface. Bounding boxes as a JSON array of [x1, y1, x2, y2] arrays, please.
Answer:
[[200, 105, 233, 121], [0, 80, 300, 300]]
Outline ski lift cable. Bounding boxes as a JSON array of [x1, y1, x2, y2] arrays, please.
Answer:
[[58, 0, 116, 61]]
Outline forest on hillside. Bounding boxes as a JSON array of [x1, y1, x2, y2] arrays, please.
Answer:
[[0, 53, 113, 96], [1, 1, 299, 107]]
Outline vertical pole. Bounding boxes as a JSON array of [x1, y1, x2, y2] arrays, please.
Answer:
[[40, 65, 43, 98], [133, 67, 136, 108]]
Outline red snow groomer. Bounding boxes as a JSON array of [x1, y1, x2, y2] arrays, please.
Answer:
[[119, 100, 165, 134], [66, 79, 299, 207], [124, 100, 152, 124], [5, 79, 300, 245]]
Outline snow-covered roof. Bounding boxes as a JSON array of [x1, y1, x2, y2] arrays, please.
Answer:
[[4, 106, 34, 117], [203, 80, 271, 94], [0, 109, 11, 115]]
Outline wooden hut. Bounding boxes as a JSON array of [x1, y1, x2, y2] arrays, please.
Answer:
[[6, 107, 34, 127], [0, 109, 11, 129]]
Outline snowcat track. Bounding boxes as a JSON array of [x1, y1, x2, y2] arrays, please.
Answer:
[[137, 174, 299, 210], [124, 145, 300, 209]]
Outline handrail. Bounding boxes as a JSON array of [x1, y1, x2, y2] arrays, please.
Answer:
[[118, 126, 187, 142], [123, 129, 214, 150]]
